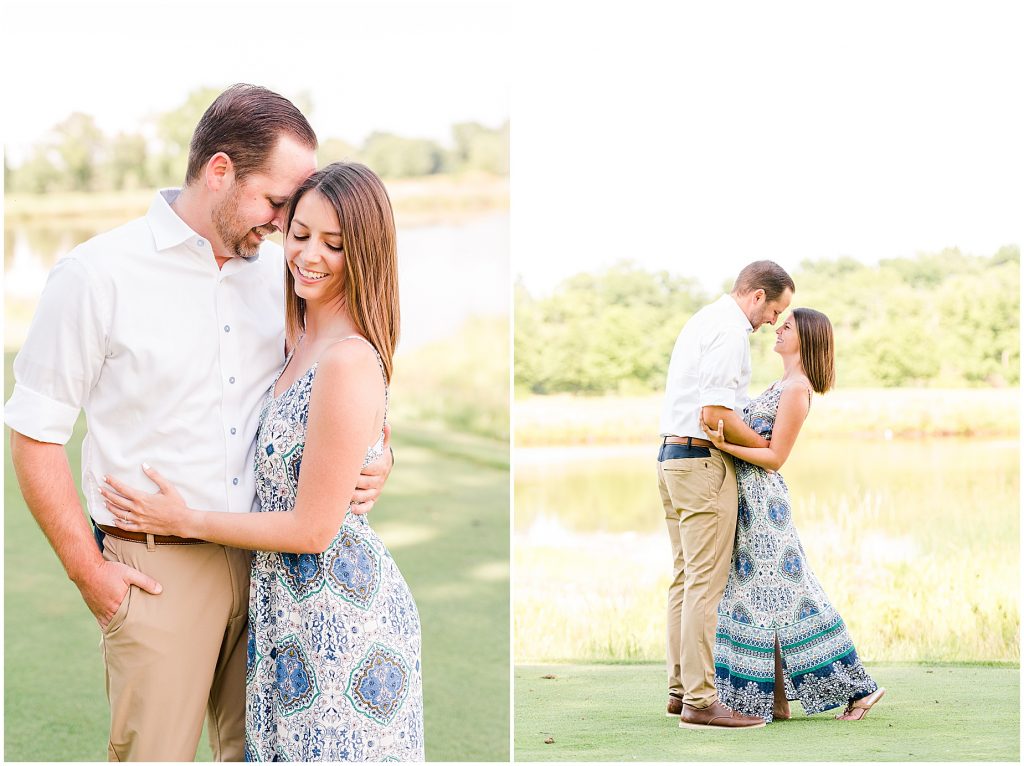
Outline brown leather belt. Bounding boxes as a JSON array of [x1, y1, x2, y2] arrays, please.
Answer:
[[97, 524, 207, 546], [662, 436, 714, 449]]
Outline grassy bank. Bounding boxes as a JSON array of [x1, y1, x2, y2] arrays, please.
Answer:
[[4, 357, 509, 761], [515, 388, 1020, 446], [4, 174, 508, 229], [515, 663, 1020, 761], [392, 315, 509, 442], [514, 434, 1019, 664]]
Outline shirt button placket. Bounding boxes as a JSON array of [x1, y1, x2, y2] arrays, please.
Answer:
[[218, 276, 240, 512]]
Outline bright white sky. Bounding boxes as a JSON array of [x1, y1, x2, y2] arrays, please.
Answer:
[[512, 1, 1023, 293], [3, 1, 1021, 296], [1, 0, 510, 163]]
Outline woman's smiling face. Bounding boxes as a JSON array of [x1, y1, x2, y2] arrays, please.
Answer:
[[286, 190, 346, 303], [773, 313, 800, 356]]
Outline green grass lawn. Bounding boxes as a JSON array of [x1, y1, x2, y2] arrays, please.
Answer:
[[515, 663, 1019, 761], [4, 354, 510, 761]]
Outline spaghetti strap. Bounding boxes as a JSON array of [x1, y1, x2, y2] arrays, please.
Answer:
[[272, 345, 299, 391]]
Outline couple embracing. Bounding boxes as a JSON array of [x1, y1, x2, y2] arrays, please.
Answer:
[[658, 260, 886, 729], [7, 85, 423, 761]]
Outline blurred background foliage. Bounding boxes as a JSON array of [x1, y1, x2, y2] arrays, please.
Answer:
[[515, 245, 1020, 396], [5, 87, 508, 196]]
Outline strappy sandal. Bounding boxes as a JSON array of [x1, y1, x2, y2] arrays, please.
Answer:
[[836, 687, 886, 720]]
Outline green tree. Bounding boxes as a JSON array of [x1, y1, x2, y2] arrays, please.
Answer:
[[360, 132, 445, 178], [318, 137, 360, 165], [515, 262, 706, 395], [53, 113, 105, 191], [517, 248, 1020, 394], [937, 259, 1019, 385], [150, 86, 224, 186], [10, 146, 62, 193], [451, 120, 509, 175], [105, 132, 149, 190]]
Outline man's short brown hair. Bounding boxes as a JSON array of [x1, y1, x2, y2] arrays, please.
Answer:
[[732, 260, 796, 302], [184, 84, 317, 186]]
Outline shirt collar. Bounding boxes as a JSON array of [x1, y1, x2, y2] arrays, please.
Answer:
[[718, 293, 754, 334], [147, 189, 196, 251], [146, 188, 262, 264]]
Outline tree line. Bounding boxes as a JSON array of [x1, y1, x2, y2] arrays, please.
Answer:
[[515, 246, 1020, 394], [5, 87, 508, 194]]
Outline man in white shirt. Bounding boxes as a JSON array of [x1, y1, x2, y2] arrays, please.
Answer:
[[5, 85, 392, 761], [658, 261, 794, 730]]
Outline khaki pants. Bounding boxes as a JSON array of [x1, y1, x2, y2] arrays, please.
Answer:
[[100, 534, 249, 761], [658, 447, 737, 708]]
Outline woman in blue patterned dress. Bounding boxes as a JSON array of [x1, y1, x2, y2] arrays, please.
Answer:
[[100, 163, 424, 760], [703, 308, 885, 724]]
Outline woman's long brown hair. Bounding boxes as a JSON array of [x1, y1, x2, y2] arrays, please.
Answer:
[[794, 307, 835, 394], [283, 162, 399, 382]]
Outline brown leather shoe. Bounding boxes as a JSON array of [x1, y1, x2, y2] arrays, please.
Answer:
[[679, 701, 766, 729], [666, 696, 684, 717]]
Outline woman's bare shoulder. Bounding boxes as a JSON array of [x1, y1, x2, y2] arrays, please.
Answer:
[[779, 376, 813, 396]]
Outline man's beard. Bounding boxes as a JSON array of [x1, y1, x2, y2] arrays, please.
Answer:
[[750, 303, 771, 330], [212, 186, 274, 259]]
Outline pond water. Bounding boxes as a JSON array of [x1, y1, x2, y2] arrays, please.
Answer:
[[4, 212, 509, 351]]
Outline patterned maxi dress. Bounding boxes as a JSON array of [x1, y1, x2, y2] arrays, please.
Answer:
[[714, 382, 878, 722], [245, 339, 424, 761]]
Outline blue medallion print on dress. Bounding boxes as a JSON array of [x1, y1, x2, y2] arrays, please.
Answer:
[[779, 546, 803, 582], [274, 637, 320, 716], [731, 603, 754, 625], [324, 529, 381, 610], [767, 496, 790, 529], [750, 415, 772, 437], [347, 643, 411, 726], [278, 552, 324, 600], [734, 547, 756, 584], [796, 597, 821, 620]]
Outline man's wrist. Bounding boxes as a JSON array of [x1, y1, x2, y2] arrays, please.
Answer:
[[184, 509, 203, 540], [67, 554, 104, 587]]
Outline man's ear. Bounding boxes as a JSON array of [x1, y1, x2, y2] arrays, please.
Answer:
[[205, 152, 234, 192], [752, 288, 766, 305]]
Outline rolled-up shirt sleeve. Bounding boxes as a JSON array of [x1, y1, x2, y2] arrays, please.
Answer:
[[697, 328, 748, 410], [5, 257, 108, 444]]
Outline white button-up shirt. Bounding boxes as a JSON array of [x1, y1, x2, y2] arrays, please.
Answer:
[[659, 293, 754, 438], [5, 189, 287, 525]]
